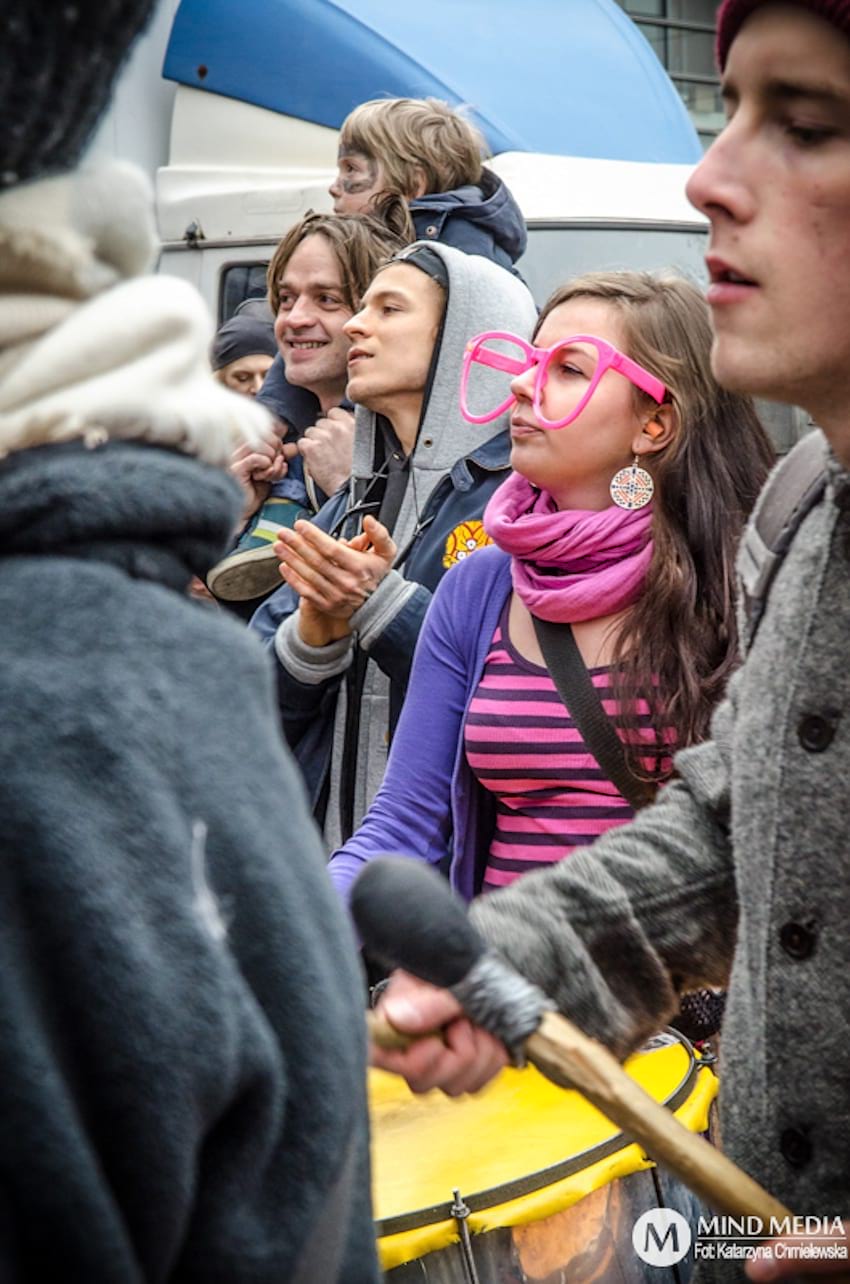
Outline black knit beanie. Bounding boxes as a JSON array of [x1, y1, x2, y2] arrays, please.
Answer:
[[210, 313, 277, 372], [716, 0, 850, 68], [2, 1, 157, 189]]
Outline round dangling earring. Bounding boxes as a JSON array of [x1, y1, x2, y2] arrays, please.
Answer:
[[609, 456, 654, 510]]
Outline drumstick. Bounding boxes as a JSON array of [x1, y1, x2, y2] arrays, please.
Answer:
[[352, 858, 792, 1225]]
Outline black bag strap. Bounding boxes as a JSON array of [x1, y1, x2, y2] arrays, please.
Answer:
[[532, 615, 655, 811], [738, 428, 829, 649]]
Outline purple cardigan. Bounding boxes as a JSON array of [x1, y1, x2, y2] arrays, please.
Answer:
[[327, 547, 513, 904]]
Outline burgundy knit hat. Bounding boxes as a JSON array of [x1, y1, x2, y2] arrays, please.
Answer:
[[716, 0, 850, 68]]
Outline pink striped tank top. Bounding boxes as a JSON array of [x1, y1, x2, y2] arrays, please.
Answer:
[[464, 601, 671, 891]]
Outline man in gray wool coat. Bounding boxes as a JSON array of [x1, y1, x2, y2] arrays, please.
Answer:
[[371, 2, 850, 1278]]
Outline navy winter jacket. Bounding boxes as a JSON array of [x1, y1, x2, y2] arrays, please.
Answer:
[[0, 440, 378, 1283], [410, 169, 528, 272]]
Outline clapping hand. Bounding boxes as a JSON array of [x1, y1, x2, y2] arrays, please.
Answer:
[[275, 515, 397, 646]]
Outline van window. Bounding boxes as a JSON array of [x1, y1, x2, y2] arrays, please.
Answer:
[[518, 223, 709, 305], [220, 262, 269, 323]]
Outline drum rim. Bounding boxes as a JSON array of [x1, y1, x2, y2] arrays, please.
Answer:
[[375, 1027, 701, 1239]]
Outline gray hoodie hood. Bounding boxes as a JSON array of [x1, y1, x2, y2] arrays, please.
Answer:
[[350, 241, 537, 531], [313, 245, 536, 849]]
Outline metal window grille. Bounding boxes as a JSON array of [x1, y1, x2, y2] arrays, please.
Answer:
[[616, 2, 722, 145]]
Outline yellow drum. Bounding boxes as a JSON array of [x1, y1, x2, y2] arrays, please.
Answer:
[[371, 1029, 717, 1283]]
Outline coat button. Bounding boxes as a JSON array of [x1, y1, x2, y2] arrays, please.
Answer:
[[797, 713, 836, 752], [425, 224, 438, 237], [779, 921, 816, 960], [779, 1127, 812, 1168]]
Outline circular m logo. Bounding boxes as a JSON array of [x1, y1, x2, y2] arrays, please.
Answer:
[[632, 1209, 692, 1266]]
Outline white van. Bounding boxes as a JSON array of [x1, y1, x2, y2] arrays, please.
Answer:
[[147, 0, 806, 450], [157, 95, 709, 316], [156, 107, 806, 452], [155, 0, 709, 316]]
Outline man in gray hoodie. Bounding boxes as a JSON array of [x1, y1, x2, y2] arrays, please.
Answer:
[[371, 2, 850, 1275], [250, 243, 536, 847]]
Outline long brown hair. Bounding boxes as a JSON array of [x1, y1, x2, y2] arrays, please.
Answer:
[[536, 271, 775, 778], [266, 209, 409, 316]]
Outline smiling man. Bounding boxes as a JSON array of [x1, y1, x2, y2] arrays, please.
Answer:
[[270, 223, 353, 410], [208, 212, 405, 602], [369, 3, 850, 1272]]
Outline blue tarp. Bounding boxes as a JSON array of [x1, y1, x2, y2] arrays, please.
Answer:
[[164, 0, 701, 164]]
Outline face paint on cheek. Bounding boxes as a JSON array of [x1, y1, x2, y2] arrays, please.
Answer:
[[341, 168, 378, 195], [338, 150, 379, 196]]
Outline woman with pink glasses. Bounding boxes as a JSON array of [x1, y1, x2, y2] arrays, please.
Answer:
[[329, 271, 772, 961]]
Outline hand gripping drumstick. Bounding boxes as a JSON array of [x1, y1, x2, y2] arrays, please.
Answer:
[[352, 858, 792, 1224]]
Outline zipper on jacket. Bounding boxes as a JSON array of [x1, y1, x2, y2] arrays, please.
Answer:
[[339, 642, 370, 842]]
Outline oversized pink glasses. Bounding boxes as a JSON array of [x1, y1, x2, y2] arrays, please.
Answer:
[[460, 330, 666, 430]]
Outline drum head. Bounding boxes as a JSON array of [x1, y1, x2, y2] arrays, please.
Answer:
[[371, 1029, 717, 1272]]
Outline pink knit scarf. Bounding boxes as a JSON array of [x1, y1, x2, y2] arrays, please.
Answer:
[[483, 472, 653, 623]]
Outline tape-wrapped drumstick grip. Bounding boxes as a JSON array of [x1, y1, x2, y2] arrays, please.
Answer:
[[351, 858, 550, 1062], [356, 858, 794, 1224]]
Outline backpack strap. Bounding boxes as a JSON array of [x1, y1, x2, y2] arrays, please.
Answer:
[[532, 616, 656, 810], [738, 428, 829, 650]]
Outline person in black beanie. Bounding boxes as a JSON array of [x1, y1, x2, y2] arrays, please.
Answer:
[[210, 308, 277, 398], [0, 4, 379, 1281]]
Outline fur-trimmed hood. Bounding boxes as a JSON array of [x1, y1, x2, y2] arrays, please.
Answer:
[[0, 163, 269, 468]]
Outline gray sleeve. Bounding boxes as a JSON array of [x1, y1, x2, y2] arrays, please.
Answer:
[[349, 569, 418, 652], [274, 612, 354, 685], [469, 675, 740, 1059]]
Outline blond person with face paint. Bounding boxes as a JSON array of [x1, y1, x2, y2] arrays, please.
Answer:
[[330, 98, 527, 274], [369, 3, 850, 1270]]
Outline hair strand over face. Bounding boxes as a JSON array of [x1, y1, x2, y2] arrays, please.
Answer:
[[266, 211, 409, 316]]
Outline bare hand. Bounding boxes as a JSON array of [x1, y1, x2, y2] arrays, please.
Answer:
[[275, 515, 396, 621], [746, 1220, 850, 1281], [298, 407, 355, 497], [295, 600, 353, 648], [371, 969, 509, 1096], [188, 576, 217, 605], [230, 428, 294, 521]]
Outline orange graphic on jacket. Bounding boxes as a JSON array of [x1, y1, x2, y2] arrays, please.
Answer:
[[442, 519, 493, 569]]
